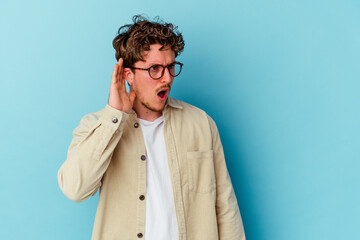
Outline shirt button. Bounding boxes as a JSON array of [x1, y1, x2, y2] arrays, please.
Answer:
[[139, 195, 145, 201], [137, 233, 143, 238], [140, 155, 146, 161], [134, 122, 139, 128], [112, 117, 118, 123]]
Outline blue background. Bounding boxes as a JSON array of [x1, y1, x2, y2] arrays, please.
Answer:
[[1, 0, 359, 239]]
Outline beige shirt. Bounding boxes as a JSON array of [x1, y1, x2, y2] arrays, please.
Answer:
[[58, 97, 246, 240]]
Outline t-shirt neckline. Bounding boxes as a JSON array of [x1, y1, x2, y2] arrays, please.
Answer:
[[138, 116, 164, 126]]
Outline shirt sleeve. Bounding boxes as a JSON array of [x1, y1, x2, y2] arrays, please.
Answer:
[[57, 105, 129, 202], [207, 115, 246, 240]]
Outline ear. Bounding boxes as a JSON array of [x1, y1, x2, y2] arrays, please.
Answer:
[[124, 68, 134, 86]]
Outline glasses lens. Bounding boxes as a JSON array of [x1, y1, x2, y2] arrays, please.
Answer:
[[149, 65, 164, 79], [149, 63, 183, 79], [170, 63, 182, 77]]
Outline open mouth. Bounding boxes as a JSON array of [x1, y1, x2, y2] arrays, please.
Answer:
[[157, 89, 168, 101]]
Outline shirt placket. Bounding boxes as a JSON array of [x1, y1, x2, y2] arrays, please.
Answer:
[[129, 112, 147, 239], [163, 108, 187, 240]]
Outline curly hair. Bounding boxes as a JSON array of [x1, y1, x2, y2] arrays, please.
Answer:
[[112, 15, 185, 67]]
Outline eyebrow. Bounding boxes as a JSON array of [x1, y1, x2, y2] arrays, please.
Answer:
[[147, 61, 176, 67]]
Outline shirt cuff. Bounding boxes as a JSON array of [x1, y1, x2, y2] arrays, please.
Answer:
[[100, 104, 129, 130]]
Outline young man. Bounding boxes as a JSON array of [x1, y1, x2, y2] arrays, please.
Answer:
[[58, 15, 245, 240]]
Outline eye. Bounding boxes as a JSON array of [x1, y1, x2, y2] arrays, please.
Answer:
[[150, 65, 161, 72], [168, 63, 176, 70]]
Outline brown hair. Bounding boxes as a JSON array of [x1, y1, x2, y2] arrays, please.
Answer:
[[112, 15, 185, 67]]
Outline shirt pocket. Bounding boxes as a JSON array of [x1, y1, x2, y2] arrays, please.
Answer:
[[187, 150, 216, 193]]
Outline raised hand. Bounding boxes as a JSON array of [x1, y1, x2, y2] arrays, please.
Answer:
[[108, 58, 136, 113]]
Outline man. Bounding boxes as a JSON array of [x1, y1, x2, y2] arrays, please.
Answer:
[[58, 15, 245, 240]]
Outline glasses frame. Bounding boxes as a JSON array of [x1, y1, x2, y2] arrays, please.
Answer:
[[126, 62, 184, 80]]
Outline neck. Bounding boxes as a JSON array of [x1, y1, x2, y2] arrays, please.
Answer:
[[133, 100, 163, 121]]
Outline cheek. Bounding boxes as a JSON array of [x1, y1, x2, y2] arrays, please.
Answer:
[[132, 78, 142, 92], [133, 81, 152, 97]]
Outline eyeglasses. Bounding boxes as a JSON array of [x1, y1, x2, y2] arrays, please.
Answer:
[[126, 62, 183, 80]]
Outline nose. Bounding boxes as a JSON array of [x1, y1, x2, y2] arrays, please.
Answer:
[[160, 67, 173, 84]]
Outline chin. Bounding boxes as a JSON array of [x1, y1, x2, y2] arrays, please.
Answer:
[[153, 103, 166, 112], [142, 101, 165, 113]]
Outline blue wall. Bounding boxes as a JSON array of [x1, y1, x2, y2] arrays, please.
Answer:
[[1, 0, 359, 239]]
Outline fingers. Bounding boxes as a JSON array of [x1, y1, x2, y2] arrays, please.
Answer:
[[117, 58, 122, 83], [117, 58, 128, 92], [116, 59, 121, 86], [111, 63, 119, 84], [111, 58, 126, 89], [108, 58, 135, 112]]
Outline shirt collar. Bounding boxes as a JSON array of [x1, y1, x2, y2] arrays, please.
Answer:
[[166, 97, 183, 109]]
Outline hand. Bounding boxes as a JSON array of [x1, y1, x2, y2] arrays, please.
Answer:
[[108, 58, 136, 113]]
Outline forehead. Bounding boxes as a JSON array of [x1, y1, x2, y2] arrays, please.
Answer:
[[141, 44, 175, 64]]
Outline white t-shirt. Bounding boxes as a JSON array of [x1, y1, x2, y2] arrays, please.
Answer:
[[138, 116, 178, 240]]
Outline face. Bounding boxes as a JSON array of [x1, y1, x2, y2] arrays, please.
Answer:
[[125, 43, 176, 115]]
